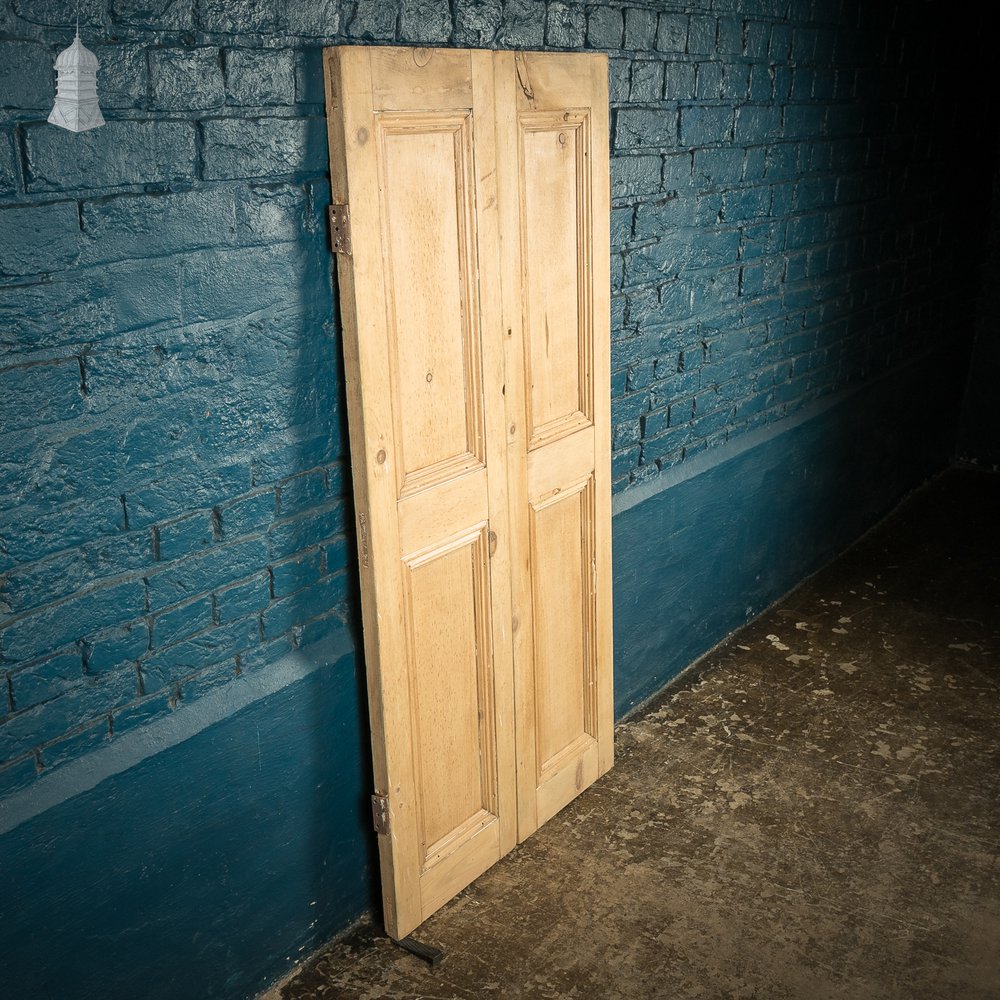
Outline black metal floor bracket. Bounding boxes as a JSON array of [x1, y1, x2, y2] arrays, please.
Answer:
[[397, 935, 444, 967]]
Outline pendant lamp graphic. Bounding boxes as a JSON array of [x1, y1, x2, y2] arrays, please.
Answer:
[[48, 24, 105, 133]]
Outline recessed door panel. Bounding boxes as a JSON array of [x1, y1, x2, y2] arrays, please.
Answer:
[[378, 113, 484, 495], [520, 112, 593, 447], [405, 529, 497, 866], [529, 479, 598, 774]]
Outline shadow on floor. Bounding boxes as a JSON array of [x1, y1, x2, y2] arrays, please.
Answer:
[[263, 466, 1000, 1000]]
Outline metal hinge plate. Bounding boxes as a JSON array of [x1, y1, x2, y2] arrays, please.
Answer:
[[329, 204, 352, 255], [372, 793, 391, 835]]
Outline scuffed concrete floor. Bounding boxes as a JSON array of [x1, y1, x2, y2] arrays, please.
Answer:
[[263, 467, 1000, 1000]]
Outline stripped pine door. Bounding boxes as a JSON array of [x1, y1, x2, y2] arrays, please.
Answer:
[[324, 45, 611, 941], [494, 51, 614, 841]]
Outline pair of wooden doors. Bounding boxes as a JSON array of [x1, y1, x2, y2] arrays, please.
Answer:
[[323, 45, 612, 940]]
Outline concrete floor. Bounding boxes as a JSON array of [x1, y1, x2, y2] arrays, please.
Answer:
[[264, 467, 1000, 1000]]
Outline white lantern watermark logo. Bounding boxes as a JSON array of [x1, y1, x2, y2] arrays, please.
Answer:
[[48, 23, 105, 133]]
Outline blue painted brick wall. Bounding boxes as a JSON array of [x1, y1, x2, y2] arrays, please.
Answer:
[[0, 0, 989, 799]]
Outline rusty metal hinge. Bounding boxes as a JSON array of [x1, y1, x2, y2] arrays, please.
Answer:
[[371, 793, 391, 835], [329, 204, 352, 255]]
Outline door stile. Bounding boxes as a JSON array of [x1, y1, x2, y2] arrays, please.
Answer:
[[324, 47, 421, 939], [469, 49, 519, 863]]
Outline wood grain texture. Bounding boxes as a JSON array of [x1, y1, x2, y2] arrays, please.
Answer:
[[325, 45, 611, 938], [496, 49, 614, 842]]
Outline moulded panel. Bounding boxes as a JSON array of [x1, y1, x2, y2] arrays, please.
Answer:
[[519, 111, 593, 448], [404, 529, 497, 868], [528, 477, 598, 775], [378, 112, 485, 496]]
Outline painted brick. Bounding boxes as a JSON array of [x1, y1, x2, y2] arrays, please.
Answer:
[[498, 0, 545, 47], [607, 57, 629, 103], [1, 579, 146, 664], [0, 40, 52, 110], [687, 15, 715, 55], [695, 62, 723, 100], [11, 0, 104, 26], [322, 536, 350, 575], [0, 358, 82, 434], [140, 617, 259, 693], [624, 8, 657, 51], [0, 496, 126, 574], [284, 0, 341, 36], [0, 202, 81, 277], [400, 0, 454, 42], [611, 206, 633, 247], [85, 620, 150, 674], [587, 6, 622, 49], [679, 105, 733, 146], [734, 105, 782, 144], [721, 63, 749, 102], [611, 446, 639, 481], [38, 714, 112, 770], [91, 44, 149, 109], [784, 104, 826, 139], [152, 595, 213, 649], [271, 550, 322, 598], [716, 16, 742, 55], [723, 185, 771, 222], [110, 692, 171, 736], [219, 489, 276, 537], [0, 128, 17, 195], [158, 511, 216, 563], [8, 650, 83, 712], [111, 0, 195, 29], [267, 504, 345, 563], [1, 530, 152, 617], [0, 673, 130, 762], [0, 753, 38, 797], [146, 537, 268, 611], [348, 0, 398, 39], [295, 602, 349, 650], [546, 2, 585, 48], [215, 572, 270, 624], [662, 60, 696, 101], [656, 13, 688, 53], [79, 188, 235, 266], [278, 468, 327, 518], [197, 0, 280, 32], [201, 116, 327, 180], [454, 0, 502, 46], [261, 573, 349, 639], [616, 108, 677, 150], [236, 633, 292, 676], [179, 658, 240, 703], [611, 154, 661, 199], [24, 120, 196, 193], [149, 47, 225, 111], [629, 60, 663, 102], [694, 147, 743, 188], [225, 48, 296, 106], [769, 23, 792, 61]]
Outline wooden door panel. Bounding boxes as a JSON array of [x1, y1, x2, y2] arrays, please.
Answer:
[[325, 45, 610, 939], [529, 478, 598, 773], [496, 50, 614, 842], [325, 45, 516, 941], [404, 528, 497, 862], [377, 112, 485, 495], [520, 111, 593, 445]]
